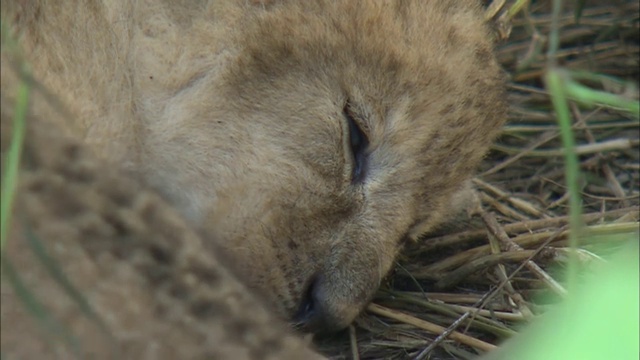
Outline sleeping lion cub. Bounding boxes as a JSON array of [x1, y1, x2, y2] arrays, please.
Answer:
[[1, 0, 505, 357]]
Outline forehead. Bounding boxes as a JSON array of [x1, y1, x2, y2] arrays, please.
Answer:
[[227, 1, 494, 109], [223, 1, 504, 166], [227, 3, 418, 90]]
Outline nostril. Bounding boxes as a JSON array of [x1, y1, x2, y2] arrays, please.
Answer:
[[294, 277, 318, 327], [292, 275, 353, 334]]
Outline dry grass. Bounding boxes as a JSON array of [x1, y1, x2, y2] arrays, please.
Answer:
[[318, 1, 639, 359]]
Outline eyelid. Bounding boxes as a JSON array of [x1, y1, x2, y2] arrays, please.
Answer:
[[343, 103, 368, 183]]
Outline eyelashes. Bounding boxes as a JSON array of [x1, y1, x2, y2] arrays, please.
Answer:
[[343, 103, 368, 183]]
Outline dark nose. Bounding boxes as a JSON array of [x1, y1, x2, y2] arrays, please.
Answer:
[[293, 276, 344, 334]]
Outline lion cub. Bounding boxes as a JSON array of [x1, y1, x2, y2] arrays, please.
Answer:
[[2, 0, 505, 335]]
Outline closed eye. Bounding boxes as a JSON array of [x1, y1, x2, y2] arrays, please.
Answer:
[[343, 103, 368, 183]]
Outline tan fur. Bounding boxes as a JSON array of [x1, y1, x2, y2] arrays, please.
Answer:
[[0, 79, 325, 359], [1, 0, 505, 338]]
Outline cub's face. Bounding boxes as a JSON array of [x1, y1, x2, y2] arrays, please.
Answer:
[[138, 1, 505, 332]]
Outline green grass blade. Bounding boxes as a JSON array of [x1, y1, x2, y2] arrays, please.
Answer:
[[544, 69, 584, 294], [564, 78, 640, 118], [0, 78, 29, 253]]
